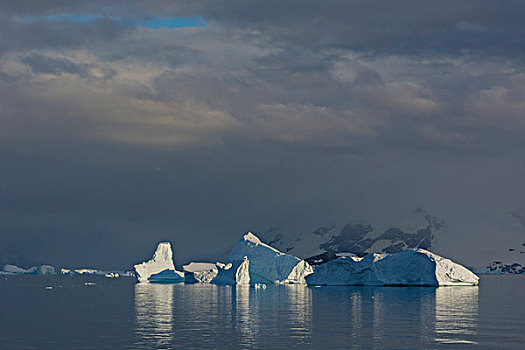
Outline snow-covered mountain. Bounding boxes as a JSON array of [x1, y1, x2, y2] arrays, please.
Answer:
[[261, 207, 442, 261], [260, 207, 525, 273]]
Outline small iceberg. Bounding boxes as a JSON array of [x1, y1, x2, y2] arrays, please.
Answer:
[[133, 242, 184, 283], [227, 232, 313, 284], [61, 268, 100, 275], [305, 249, 479, 286], [183, 262, 219, 283]]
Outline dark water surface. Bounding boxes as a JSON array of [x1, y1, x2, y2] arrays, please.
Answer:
[[0, 275, 523, 349]]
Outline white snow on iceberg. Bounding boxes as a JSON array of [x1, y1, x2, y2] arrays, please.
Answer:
[[211, 258, 250, 285], [134, 242, 184, 283], [227, 232, 313, 284], [305, 249, 479, 286]]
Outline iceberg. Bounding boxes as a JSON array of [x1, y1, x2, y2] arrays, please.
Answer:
[[72, 269, 99, 275], [29, 265, 55, 275], [60, 268, 105, 275], [305, 249, 479, 286], [227, 232, 313, 284], [134, 242, 184, 283], [61, 268, 135, 277], [3, 264, 28, 274], [3, 264, 55, 275], [183, 262, 219, 283], [211, 258, 250, 285]]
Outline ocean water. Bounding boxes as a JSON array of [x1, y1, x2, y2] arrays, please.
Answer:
[[0, 275, 523, 349]]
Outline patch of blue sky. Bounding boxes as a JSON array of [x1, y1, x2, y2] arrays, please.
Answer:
[[141, 17, 207, 29], [15, 14, 207, 29]]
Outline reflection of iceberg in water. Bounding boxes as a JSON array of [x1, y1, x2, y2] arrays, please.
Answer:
[[351, 290, 363, 343], [434, 286, 479, 345], [134, 283, 174, 349], [316, 286, 478, 348], [233, 286, 257, 348], [286, 285, 313, 344], [372, 289, 384, 347]]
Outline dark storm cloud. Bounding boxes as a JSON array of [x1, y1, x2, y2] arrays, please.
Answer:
[[0, 17, 125, 53], [2, 1, 524, 55], [1, 1, 525, 268], [201, 0, 525, 56]]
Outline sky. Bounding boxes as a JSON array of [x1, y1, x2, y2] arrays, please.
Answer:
[[1, 1, 525, 269]]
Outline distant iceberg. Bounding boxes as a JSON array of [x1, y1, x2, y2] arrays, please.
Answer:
[[211, 258, 250, 285], [3, 264, 28, 274], [134, 242, 184, 283], [105, 272, 120, 278], [61, 268, 99, 275], [3, 264, 55, 275], [305, 249, 479, 286], [60, 268, 134, 277], [227, 232, 313, 284]]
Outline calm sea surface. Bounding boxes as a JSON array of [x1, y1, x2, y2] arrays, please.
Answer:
[[0, 275, 523, 349]]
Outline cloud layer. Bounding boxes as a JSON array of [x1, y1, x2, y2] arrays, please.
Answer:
[[1, 1, 525, 267]]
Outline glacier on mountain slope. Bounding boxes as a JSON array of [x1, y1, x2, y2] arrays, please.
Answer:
[[227, 232, 313, 284], [183, 262, 220, 283], [134, 242, 184, 283], [211, 258, 250, 285], [261, 208, 442, 262], [261, 207, 525, 271], [479, 261, 524, 275], [305, 249, 479, 286]]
